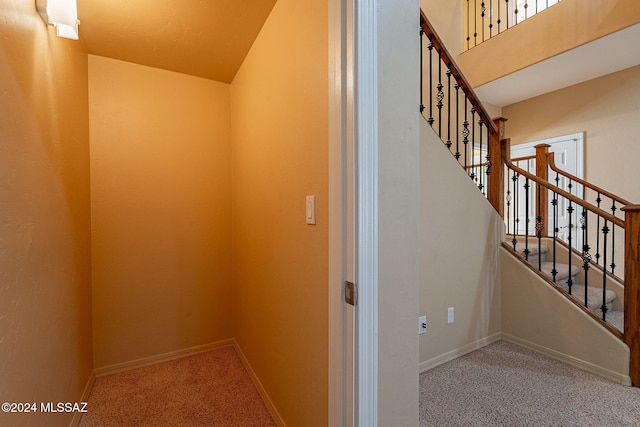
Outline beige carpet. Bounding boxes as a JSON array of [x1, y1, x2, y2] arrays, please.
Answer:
[[420, 340, 640, 426], [79, 347, 276, 427]]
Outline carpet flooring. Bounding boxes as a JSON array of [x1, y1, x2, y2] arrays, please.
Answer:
[[79, 347, 276, 427], [420, 340, 640, 426]]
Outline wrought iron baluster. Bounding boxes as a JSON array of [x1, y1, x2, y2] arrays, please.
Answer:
[[455, 84, 461, 161], [567, 188, 574, 293], [506, 181, 512, 235], [489, 0, 493, 38], [601, 220, 610, 321], [524, 165, 530, 261], [463, 98, 469, 170], [512, 171, 519, 250], [466, 0, 471, 49], [505, 0, 510, 28], [470, 107, 477, 184], [524, 1, 528, 20], [420, 28, 425, 115], [485, 123, 491, 198], [551, 190, 558, 281], [536, 182, 543, 271], [437, 57, 443, 137], [595, 193, 601, 266], [474, 0, 478, 46], [478, 120, 484, 193], [581, 209, 590, 308], [497, 0, 502, 33], [446, 70, 452, 150], [481, 2, 486, 42], [610, 201, 617, 275]]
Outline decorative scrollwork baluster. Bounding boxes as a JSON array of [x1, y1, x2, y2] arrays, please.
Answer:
[[580, 210, 591, 308], [462, 98, 470, 169], [481, 2, 486, 42], [436, 59, 444, 137]]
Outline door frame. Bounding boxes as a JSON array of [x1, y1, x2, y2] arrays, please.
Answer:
[[329, 0, 378, 424], [510, 132, 585, 244]]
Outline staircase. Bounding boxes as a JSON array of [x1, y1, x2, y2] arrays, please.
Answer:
[[420, 10, 640, 386], [510, 237, 623, 332]]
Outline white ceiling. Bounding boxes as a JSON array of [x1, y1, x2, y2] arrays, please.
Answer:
[[474, 23, 640, 107]]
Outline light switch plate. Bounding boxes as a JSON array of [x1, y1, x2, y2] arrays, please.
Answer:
[[306, 195, 316, 225]]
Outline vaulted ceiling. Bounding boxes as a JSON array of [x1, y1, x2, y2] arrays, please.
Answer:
[[77, 0, 277, 83]]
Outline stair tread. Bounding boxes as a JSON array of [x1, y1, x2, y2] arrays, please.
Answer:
[[537, 261, 581, 281], [511, 242, 549, 256], [560, 283, 617, 307], [595, 309, 623, 333]]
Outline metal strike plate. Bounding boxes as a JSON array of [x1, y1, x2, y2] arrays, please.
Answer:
[[345, 281, 357, 306]]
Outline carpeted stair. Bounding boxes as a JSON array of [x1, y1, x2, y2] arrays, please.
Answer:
[[511, 240, 623, 332]]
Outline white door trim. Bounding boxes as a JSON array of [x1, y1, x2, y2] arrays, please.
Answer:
[[354, 0, 378, 425], [328, 0, 348, 425]]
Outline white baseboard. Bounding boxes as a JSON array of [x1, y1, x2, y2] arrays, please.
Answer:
[[502, 333, 632, 386], [69, 370, 96, 427], [94, 339, 235, 377], [233, 341, 286, 427], [419, 333, 502, 373]]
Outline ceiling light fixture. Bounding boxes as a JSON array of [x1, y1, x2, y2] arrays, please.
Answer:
[[36, 0, 79, 40]]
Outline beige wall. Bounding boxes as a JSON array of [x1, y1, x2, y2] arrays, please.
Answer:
[[461, 0, 640, 87], [0, 1, 93, 426], [501, 248, 630, 384], [230, 0, 329, 424], [418, 119, 503, 368], [89, 56, 233, 369], [420, 0, 464, 58], [377, 0, 421, 424], [503, 65, 640, 204]]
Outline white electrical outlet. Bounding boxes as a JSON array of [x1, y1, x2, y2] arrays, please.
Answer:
[[447, 307, 454, 324], [418, 315, 427, 334]]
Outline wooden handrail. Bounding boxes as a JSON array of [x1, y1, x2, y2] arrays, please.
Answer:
[[511, 155, 536, 163], [547, 152, 631, 207], [502, 139, 624, 228], [420, 11, 497, 135]]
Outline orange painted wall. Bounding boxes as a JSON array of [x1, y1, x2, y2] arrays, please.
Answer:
[[89, 56, 233, 369], [230, 0, 329, 424], [0, 1, 93, 426]]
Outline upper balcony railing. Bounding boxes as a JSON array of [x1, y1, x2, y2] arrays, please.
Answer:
[[465, 0, 562, 50]]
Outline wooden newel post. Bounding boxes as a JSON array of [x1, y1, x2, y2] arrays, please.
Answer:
[[535, 144, 550, 236], [488, 117, 508, 217], [622, 204, 640, 387]]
